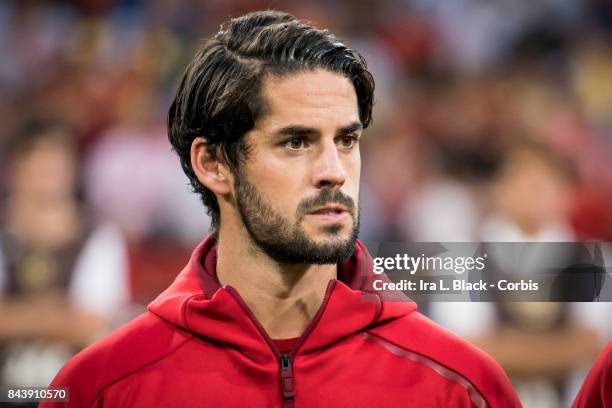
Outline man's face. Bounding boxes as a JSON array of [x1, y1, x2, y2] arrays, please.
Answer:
[[233, 69, 362, 264]]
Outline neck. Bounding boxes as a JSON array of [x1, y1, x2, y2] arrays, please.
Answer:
[[215, 225, 336, 340]]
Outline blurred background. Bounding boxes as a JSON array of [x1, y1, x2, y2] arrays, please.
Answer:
[[0, 0, 611, 407]]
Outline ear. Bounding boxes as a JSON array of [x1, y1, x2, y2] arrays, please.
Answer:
[[190, 137, 232, 195]]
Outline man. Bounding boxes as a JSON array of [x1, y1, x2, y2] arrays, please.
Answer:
[[0, 121, 129, 392], [573, 341, 612, 407], [43, 10, 521, 407]]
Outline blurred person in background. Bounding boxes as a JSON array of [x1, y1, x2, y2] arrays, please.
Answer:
[[430, 138, 609, 407], [0, 121, 130, 390], [475, 139, 604, 407], [84, 65, 211, 304]]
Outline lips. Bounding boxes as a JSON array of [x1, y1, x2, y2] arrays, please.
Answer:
[[308, 204, 349, 216]]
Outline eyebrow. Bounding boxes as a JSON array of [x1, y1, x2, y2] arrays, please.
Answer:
[[337, 121, 363, 137], [272, 121, 363, 139]]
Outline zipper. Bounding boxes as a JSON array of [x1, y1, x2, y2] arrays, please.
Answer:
[[279, 354, 295, 408], [226, 280, 337, 407]]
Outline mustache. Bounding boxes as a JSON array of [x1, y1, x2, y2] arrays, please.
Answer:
[[296, 189, 356, 219]]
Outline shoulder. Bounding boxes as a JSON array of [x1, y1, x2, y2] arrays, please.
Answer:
[[44, 312, 193, 408], [367, 310, 521, 408]]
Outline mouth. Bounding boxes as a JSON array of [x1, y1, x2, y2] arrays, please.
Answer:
[[305, 204, 351, 223], [308, 204, 349, 216]]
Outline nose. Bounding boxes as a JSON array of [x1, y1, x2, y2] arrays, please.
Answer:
[[312, 139, 346, 189]]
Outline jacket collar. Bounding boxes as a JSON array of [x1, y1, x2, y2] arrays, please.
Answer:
[[148, 236, 416, 361]]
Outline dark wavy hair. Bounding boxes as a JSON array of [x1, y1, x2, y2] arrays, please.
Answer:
[[168, 10, 375, 231]]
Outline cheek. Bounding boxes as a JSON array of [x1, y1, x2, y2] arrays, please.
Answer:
[[344, 154, 361, 193], [244, 157, 307, 214]]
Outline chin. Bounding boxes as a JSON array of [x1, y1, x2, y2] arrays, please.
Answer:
[[311, 227, 353, 244], [303, 220, 344, 234]]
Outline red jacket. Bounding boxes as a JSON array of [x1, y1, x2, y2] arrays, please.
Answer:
[[42, 237, 521, 407], [573, 341, 612, 408]]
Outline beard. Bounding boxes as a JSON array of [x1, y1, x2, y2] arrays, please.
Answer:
[[234, 171, 359, 264]]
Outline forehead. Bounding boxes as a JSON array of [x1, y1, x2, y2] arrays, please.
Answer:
[[256, 69, 360, 131]]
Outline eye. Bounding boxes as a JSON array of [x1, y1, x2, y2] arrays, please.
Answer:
[[339, 134, 359, 149], [285, 136, 306, 150]]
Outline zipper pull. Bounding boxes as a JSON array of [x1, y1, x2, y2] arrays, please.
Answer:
[[279, 354, 295, 406], [280, 354, 292, 371]]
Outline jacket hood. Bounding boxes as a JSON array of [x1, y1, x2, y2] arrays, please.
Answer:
[[148, 236, 417, 361]]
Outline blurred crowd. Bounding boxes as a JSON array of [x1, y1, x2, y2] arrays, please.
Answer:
[[0, 0, 611, 407]]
